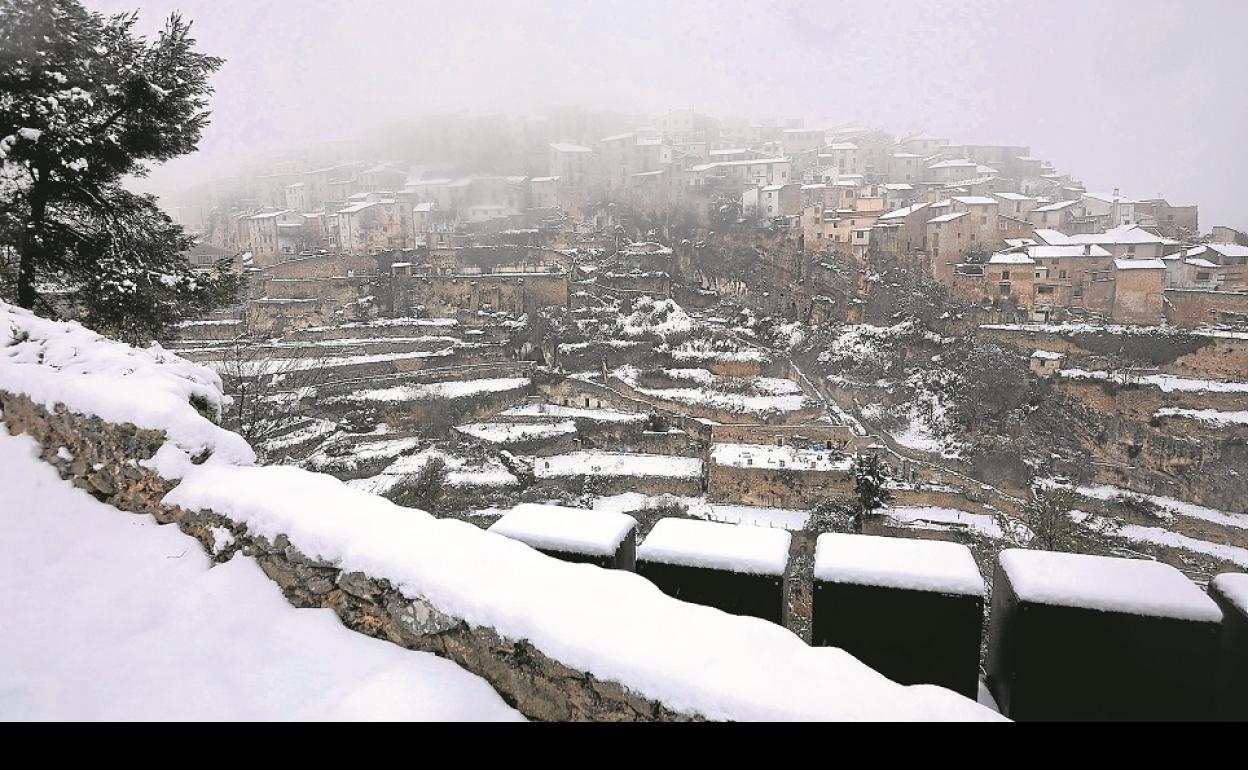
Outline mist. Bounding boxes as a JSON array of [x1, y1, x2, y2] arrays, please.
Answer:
[[86, 0, 1247, 229]]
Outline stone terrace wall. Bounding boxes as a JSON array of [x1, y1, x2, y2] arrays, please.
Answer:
[[0, 390, 696, 722]]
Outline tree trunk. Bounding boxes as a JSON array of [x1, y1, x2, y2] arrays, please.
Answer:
[[17, 183, 46, 310]]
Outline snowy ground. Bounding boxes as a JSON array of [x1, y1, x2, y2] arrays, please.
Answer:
[[0, 425, 522, 722]]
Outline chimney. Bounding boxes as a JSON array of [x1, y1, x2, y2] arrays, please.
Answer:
[[1112, 187, 1120, 198], [1084, 244, 1091, 256]]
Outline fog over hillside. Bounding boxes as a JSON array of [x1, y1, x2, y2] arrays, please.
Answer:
[[88, 0, 1248, 230]]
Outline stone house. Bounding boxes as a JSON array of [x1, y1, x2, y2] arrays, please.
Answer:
[[1111, 259, 1167, 324], [245, 209, 303, 266]]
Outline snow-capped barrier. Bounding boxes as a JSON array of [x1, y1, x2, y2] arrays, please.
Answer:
[[813, 534, 986, 700], [0, 301, 997, 721], [984, 549, 1223, 721]]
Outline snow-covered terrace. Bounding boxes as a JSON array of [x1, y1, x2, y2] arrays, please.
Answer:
[[0, 301, 997, 721]]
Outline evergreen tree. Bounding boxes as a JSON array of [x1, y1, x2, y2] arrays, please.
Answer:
[[0, 0, 238, 342], [852, 453, 895, 533]]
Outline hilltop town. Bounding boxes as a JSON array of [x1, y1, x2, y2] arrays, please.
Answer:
[[155, 110, 1248, 609], [4, 0, 1248, 721]]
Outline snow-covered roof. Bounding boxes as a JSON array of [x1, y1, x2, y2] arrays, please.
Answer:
[[1207, 242, 1248, 258], [337, 202, 377, 214], [550, 142, 592, 153], [1113, 258, 1166, 270], [998, 549, 1221, 622], [638, 519, 791, 577], [688, 157, 790, 172], [828, 142, 858, 150], [1184, 258, 1219, 269], [1031, 200, 1079, 213], [883, 183, 915, 191], [952, 196, 998, 206], [879, 203, 928, 220], [248, 209, 295, 220], [814, 534, 984, 596], [1026, 244, 1111, 259], [1043, 225, 1165, 246], [928, 212, 967, 224], [988, 252, 1035, 265], [1031, 349, 1065, 360], [992, 192, 1033, 201], [488, 504, 637, 557], [927, 158, 977, 169], [1083, 191, 1138, 205]]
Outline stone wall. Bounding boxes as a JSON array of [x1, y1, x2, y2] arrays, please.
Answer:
[[707, 461, 853, 509], [262, 253, 381, 279], [0, 390, 698, 722], [400, 272, 569, 318], [1165, 288, 1248, 326]]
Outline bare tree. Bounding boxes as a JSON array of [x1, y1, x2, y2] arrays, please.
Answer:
[[214, 313, 337, 461], [386, 456, 449, 512]]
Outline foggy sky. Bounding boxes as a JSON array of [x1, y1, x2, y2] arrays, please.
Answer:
[[86, 0, 1247, 230]]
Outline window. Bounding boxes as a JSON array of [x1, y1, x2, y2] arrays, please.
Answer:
[[1196, 271, 1211, 281], [1058, 269, 1067, 279], [1038, 285, 1054, 294], [1001, 271, 1011, 280]]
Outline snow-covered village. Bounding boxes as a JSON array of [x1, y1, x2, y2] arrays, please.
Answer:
[[2, 0, 1247, 722]]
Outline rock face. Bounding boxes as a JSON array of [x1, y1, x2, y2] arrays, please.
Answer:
[[0, 391, 700, 722]]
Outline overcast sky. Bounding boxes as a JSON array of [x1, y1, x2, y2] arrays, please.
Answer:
[[87, 0, 1247, 230]]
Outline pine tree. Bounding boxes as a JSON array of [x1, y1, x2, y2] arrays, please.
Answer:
[[852, 453, 895, 533], [0, 0, 238, 342]]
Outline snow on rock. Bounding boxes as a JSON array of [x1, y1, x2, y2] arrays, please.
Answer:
[[0, 426, 521, 722], [488, 504, 637, 557], [1060, 482, 1248, 531], [814, 534, 985, 597], [883, 506, 1023, 540], [0, 300, 255, 474], [498, 403, 648, 423], [348, 448, 518, 495], [639, 518, 791, 576], [457, 421, 577, 443], [665, 339, 767, 363], [1153, 408, 1248, 427], [1058, 369, 1248, 393], [998, 549, 1222, 622], [620, 296, 693, 338], [1070, 510, 1248, 568], [1213, 573, 1248, 615], [162, 459, 997, 720], [325, 377, 530, 404], [615, 365, 809, 415], [533, 451, 702, 479]]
